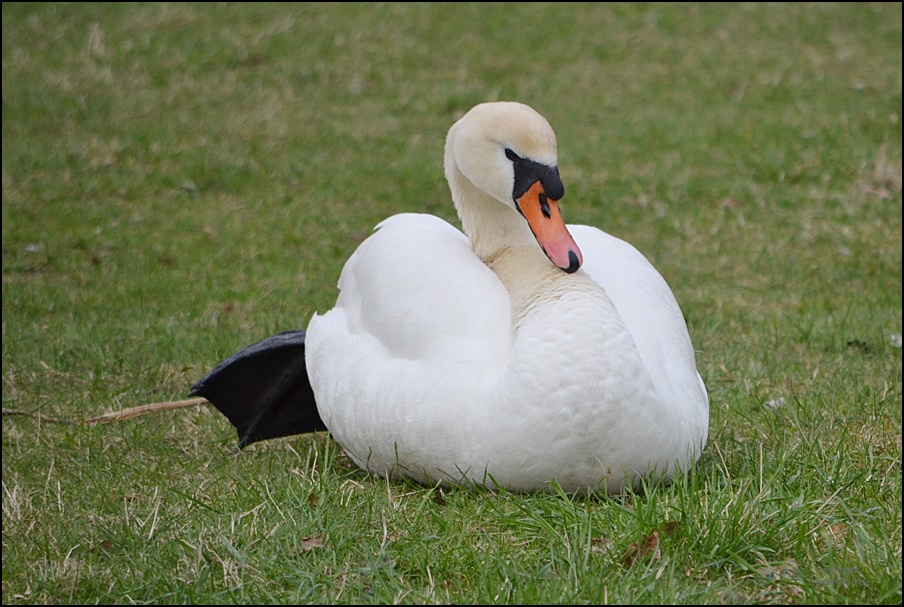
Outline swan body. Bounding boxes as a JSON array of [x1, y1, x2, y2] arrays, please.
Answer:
[[300, 102, 709, 493]]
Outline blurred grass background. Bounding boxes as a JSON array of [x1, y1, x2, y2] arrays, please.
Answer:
[[2, 3, 901, 604]]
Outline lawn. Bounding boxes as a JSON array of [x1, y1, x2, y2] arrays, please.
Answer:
[[2, 3, 901, 604]]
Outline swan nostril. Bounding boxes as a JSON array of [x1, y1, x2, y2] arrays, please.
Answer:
[[539, 193, 551, 219]]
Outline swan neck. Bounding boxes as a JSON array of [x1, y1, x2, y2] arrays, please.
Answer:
[[447, 164, 536, 264]]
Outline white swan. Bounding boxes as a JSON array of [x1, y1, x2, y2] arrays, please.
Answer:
[[296, 102, 709, 493], [191, 101, 708, 493]]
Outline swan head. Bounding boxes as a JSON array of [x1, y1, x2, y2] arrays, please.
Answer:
[[444, 102, 583, 273]]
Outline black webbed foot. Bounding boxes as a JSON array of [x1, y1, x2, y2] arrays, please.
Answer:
[[191, 330, 326, 448]]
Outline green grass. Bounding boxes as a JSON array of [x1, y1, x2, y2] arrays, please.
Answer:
[[2, 2, 901, 604]]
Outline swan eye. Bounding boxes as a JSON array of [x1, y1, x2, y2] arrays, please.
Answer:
[[506, 147, 565, 201]]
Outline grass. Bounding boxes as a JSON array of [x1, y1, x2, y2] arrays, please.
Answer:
[[2, 2, 901, 604]]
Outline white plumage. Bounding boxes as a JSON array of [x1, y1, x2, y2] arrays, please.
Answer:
[[304, 102, 708, 493]]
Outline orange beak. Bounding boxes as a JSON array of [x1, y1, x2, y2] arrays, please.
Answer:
[[515, 181, 583, 273]]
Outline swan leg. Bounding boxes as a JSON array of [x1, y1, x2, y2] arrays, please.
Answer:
[[190, 330, 325, 448]]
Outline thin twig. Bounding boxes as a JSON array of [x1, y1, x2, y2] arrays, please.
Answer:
[[2, 397, 210, 426], [83, 397, 209, 425], [1, 409, 76, 424]]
